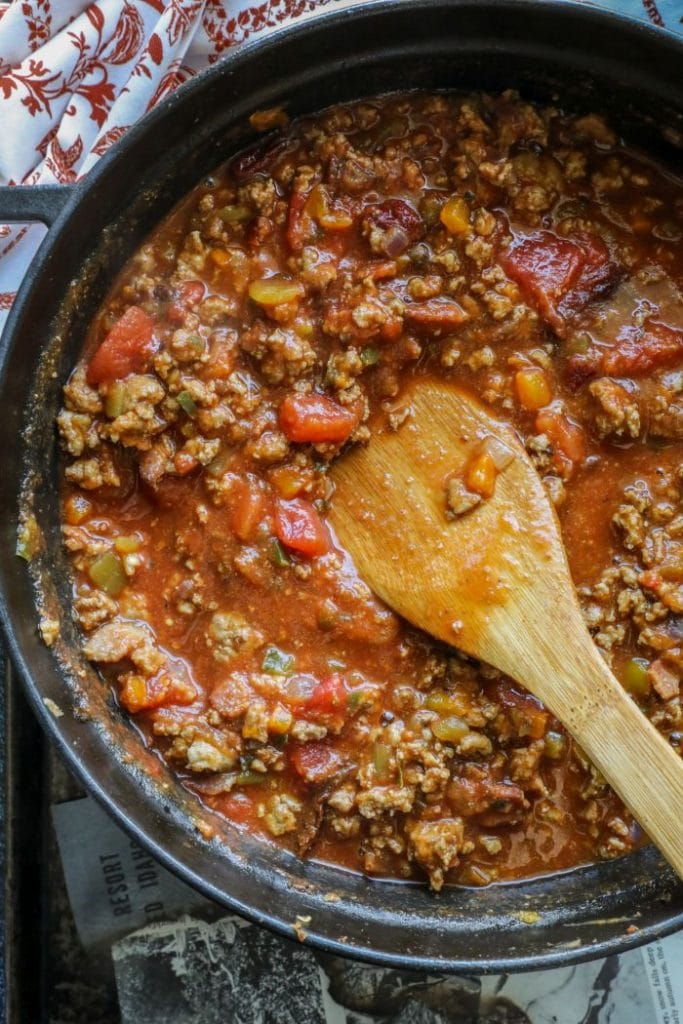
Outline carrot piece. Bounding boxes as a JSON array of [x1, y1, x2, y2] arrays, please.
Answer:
[[515, 367, 552, 411], [440, 196, 470, 235], [231, 475, 265, 541], [465, 449, 498, 498]]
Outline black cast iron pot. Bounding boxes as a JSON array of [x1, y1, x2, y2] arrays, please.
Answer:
[[1, 0, 682, 974]]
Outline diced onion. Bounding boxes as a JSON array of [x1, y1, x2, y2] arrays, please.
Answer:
[[483, 435, 516, 471]]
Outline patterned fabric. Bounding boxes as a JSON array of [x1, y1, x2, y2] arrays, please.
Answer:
[[0, 0, 681, 327]]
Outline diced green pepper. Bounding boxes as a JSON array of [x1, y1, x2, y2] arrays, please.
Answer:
[[431, 715, 469, 743], [262, 645, 295, 676], [372, 742, 391, 774], [16, 514, 40, 562], [623, 658, 651, 697], [565, 332, 591, 356], [421, 193, 445, 226], [177, 391, 198, 418], [89, 550, 127, 597], [361, 346, 380, 367], [218, 204, 253, 224], [235, 770, 267, 786], [268, 537, 291, 568], [347, 687, 370, 712], [188, 334, 206, 356], [105, 381, 128, 419]]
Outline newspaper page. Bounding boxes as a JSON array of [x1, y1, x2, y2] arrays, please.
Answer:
[[52, 795, 683, 1024]]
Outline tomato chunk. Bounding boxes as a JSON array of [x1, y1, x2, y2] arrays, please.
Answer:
[[87, 306, 156, 385], [535, 406, 586, 469], [306, 674, 347, 715], [502, 231, 619, 335], [603, 321, 683, 377], [168, 280, 205, 323], [274, 498, 330, 557], [279, 393, 358, 443], [567, 320, 683, 386], [290, 741, 342, 783]]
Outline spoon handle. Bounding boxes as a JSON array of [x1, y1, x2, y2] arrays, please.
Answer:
[[528, 634, 683, 878]]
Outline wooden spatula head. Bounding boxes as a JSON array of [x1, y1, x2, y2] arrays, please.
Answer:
[[329, 377, 683, 879], [330, 378, 569, 680]]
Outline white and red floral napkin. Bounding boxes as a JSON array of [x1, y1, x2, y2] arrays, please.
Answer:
[[0, 0, 329, 325], [0, 0, 680, 331]]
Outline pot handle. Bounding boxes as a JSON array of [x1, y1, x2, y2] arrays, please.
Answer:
[[0, 184, 74, 227]]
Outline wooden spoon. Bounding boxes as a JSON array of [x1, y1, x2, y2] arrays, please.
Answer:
[[329, 377, 683, 878]]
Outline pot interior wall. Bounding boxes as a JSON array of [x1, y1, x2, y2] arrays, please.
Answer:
[[1, 0, 682, 972]]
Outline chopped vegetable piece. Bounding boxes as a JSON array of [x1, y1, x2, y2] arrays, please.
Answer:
[[648, 659, 680, 701], [63, 494, 91, 525], [105, 381, 128, 419], [515, 367, 552, 411], [361, 199, 424, 257], [114, 535, 141, 554], [218, 204, 253, 223], [307, 185, 354, 230], [535, 407, 586, 466], [431, 715, 470, 743], [119, 673, 197, 714], [372, 742, 391, 774], [279, 392, 359, 444], [360, 346, 380, 367], [290, 742, 342, 783], [404, 298, 468, 330], [544, 730, 566, 760], [283, 674, 319, 706], [603, 321, 683, 377], [306, 675, 347, 715], [426, 690, 466, 715], [274, 498, 330, 557], [465, 448, 498, 499], [483, 436, 515, 471], [262, 646, 295, 675], [177, 390, 198, 418], [235, 770, 268, 786], [268, 536, 291, 567], [440, 196, 470, 235], [501, 231, 619, 336], [270, 465, 306, 499], [268, 704, 293, 735], [210, 248, 231, 266], [623, 658, 651, 697], [249, 276, 305, 307], [87, 306, 156, 385], [348, 688, 371, 712], [230, 476, 265, 542], [88, 550, 127, 597], [16, 514, 40, 562]]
